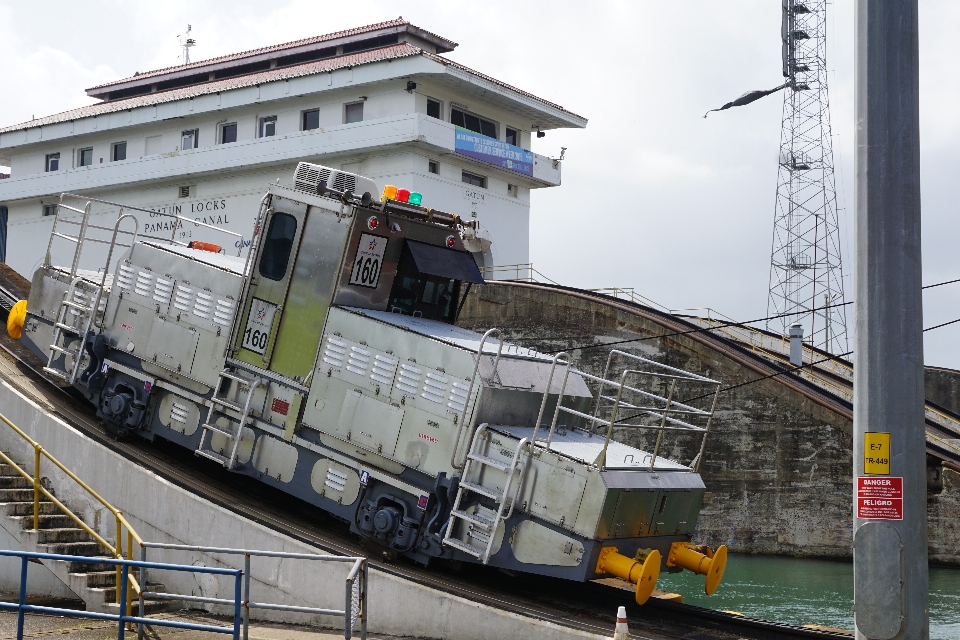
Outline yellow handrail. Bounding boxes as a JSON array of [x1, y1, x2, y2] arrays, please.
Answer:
[[0, 411, 141, 615]]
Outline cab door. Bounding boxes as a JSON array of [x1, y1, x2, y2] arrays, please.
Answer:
[[233, 197, 307, 370]]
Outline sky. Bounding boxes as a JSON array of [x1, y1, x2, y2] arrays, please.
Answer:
[[1, 0, 958, 367]]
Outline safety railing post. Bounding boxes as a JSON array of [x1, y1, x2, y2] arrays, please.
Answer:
[[17, 555, 28, 640], [648, 379, 676, 471], [344, 572, 352, 640], [234, 569, 243, 640], [361, 560, 368, 640], [32, 445, 41, 530], [117, 564, 129, 640], [138, 546, 146, 640], [243, 553, 250, 640], [115, 515, 122, 604], [126, 529, 134, 622]]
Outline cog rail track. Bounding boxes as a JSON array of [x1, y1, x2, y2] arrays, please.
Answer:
[[0, 283, 845, 640]]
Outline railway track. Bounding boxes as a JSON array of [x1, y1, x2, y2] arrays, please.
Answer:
[[0, 273, 846, 640]]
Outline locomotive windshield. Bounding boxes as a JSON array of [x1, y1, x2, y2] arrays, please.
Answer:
[[387, 240, 483, 323], [259, 212, 298, 280]]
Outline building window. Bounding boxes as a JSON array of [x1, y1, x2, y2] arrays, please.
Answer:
[[220, 123, 238, 144], [344, 102, 364, 124], [462, 171, 486, 188], [182, 129, 199, 150], [78, 148, 93, 167], [427, 99, 442, 120], [505, 128, 518, 146], [428, 160, 439, 175], [302, 109, 320, 131], [507, 183, 519, 198], [259, 115, 277, 138], [179, 186, 192, 198], [45, 153, 60, 172], [112, 142, 127, 161], [451, 108, 496, 138], [42, 204, 57, 217]]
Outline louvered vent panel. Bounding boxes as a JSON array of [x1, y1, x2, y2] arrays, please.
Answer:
[[370, 355, 397, 385], [193, 291, 212, 319], [135, 271, 153, 297], [170, 402, 190, 424], [448, 381, 471, 413], [422, 372, 447, 404], [213, 299, 234, 326], [153, 277, 173, 305], [322, 337, 347, 368], [396, 364, 421, 395], [325, 467, 347, 492], [116, 263, 134, 291], [173, 284, 193, 312], [347, 346, 371, 376]]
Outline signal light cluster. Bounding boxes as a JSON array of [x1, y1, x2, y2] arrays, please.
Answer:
[[382, 184, 423, 207]]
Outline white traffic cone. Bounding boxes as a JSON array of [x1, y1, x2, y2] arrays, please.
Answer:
[[613, 605, 629, 640]]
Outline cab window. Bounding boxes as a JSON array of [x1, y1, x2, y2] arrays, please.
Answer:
[[388, 243, 461, 323], [259, 213, 297, 280]]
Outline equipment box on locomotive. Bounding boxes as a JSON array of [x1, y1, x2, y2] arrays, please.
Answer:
[[16, 162, 728, 604]]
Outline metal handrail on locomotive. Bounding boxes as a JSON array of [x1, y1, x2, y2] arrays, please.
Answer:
[[16, 162, 727, 604]]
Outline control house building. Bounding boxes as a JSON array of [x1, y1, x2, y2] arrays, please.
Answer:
[[0, 18, 586, 277]]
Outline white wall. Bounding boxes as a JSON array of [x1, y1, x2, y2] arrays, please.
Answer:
[[0, 526, 80, 600]]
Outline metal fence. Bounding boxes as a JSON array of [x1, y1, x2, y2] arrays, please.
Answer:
[[140, 542, 367, 640], [0, 549, 241, 640]]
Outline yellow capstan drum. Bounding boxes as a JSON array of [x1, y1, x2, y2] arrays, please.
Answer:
[[6, 300, 27, 340]]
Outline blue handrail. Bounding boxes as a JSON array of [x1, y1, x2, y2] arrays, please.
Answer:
[[0, 549, 242, 640]]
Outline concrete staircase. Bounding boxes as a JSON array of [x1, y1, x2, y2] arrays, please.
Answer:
[[0, 461, 173, 613]]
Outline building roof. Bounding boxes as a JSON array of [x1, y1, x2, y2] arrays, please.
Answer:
[[86, 18, 457, 99], [1, 42, 585, 135]]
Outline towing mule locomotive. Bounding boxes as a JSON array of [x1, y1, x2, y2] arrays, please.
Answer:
[[14, 162, 727, 603]]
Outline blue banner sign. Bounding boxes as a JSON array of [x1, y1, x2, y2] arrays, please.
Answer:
[[454, 128, 534, 176]]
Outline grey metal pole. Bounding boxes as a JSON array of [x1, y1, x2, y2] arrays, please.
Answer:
[[853, 1, 928, 639]]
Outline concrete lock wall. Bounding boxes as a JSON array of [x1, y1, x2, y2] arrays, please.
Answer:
[[0, 378, 604, 640], [457, 282, 960, 565]]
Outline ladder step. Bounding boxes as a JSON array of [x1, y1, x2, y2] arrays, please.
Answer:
[[219, 371, 255, 385], [54, 322, 79, 332], [42, 368, 69, 380], [466, 454, 514, 473], [458, 481, 501, 501], [442, 537, 484, 558], [194, 449, 230, 466], [61, 301, 93, 311], [200, 423, 235, 438], [450, 509, 494, 529], [48, 344, 79, 356], [210, 398, 244, 413]]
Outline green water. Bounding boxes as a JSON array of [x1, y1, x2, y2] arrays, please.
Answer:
[[656, 554, 960, 639]]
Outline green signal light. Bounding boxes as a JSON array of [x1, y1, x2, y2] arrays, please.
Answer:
[[409, 192, 423, 206]]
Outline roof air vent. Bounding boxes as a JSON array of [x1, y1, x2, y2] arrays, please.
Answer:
[[293, 162, 379, 202]]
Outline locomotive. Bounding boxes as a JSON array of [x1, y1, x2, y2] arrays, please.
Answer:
[[14, 163, 726, 603]]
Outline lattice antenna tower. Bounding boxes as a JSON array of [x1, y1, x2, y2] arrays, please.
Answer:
[[765, 0, 848, 353]]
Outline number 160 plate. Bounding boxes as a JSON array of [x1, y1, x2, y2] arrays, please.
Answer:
[[349, 233, 387, 289], [242, 298, 277, 355]]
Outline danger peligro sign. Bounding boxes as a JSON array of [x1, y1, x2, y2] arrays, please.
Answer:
[[856, 476, 903, 520]]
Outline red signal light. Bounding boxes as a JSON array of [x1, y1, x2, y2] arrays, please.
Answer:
[[446, 235, 456, 248], [397, 188, 411, 203], [367, 216, 379, 230]]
